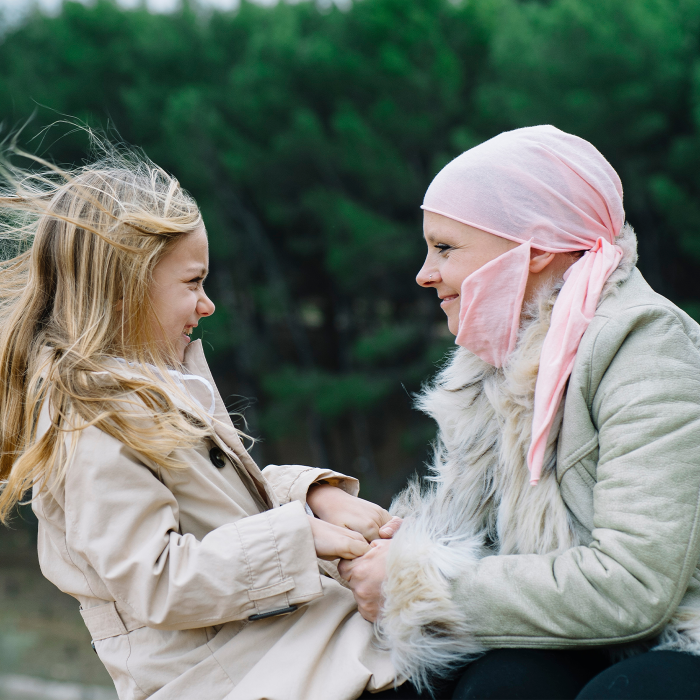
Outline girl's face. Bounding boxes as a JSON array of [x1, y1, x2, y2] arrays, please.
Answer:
[[150, 226, 215, 362], [416, 211, 518, 335]]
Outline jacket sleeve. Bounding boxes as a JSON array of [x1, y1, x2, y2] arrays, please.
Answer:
[[262, 464, 360, 505], [381, 306, 700, 680], [64, 429, 323, 630]]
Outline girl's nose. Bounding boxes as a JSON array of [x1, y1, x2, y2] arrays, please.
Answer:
[[198, 293, 215, 317]]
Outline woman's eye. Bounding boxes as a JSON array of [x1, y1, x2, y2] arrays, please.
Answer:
[[435, 243, 451, 253]]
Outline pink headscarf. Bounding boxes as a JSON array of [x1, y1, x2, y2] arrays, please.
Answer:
[[422, 125, 624, 485]]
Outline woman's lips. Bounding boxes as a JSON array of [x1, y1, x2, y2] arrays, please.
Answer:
[[440, 295, 459, 309]]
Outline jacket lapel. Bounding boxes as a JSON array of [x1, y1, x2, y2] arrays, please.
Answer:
[[182, 341, 276, 508]]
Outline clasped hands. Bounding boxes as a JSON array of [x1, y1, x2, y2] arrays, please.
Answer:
[[306, 483, 401, 622]]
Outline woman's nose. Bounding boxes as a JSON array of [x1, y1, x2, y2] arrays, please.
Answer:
[[416, 262, 439, 288]]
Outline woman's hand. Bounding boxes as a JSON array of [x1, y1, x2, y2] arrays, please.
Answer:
[[337, 539, 390, 622], [378, 516, 403, 539], [307, 483, 396, 542], [307, 515, 370, 561]]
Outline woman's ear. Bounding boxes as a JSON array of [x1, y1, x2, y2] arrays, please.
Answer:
[[529, 249, 556, 274]]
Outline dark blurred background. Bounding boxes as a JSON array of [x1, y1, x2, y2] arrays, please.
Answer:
[[1, 0, 700, 693]]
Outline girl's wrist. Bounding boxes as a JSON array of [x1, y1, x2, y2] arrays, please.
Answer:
[[307, 482, 345, 517]]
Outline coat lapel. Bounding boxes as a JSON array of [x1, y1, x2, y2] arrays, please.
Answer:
[[182, 341, 276, 508]]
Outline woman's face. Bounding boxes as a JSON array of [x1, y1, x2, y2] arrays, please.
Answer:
[[416, 211, 518, 336], [150, 225, 216, 362]]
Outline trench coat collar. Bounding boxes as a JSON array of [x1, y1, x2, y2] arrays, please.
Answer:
[[183, 340, 275, 508]]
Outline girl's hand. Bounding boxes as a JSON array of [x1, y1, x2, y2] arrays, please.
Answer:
[[337, 539, 390, 622], [307, 515, 371, 561], [307, 483, 393, 542]]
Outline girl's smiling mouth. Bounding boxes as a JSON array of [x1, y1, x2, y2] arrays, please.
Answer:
[[440, 294, 459, 308]]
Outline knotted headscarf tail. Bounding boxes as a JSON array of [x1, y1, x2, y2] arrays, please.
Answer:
[[422, 125, 625, 485]]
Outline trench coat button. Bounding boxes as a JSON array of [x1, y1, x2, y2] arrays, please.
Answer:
[[209, 447, 227, 469]]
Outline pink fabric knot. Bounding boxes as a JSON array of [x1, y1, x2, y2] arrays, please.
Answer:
[[527, 237, 622, 484]]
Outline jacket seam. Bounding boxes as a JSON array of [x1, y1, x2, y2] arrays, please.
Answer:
[[594, 300, 689, 318], [558, 436, 598, 482], [584, 316, 611, 413], [205, 638, 237, 689], [52, 444, 101, 602], [234, 520, 257, 616], [285, 468, 315, 504], [35, 497, 99, 602], [584, 304, 694, 413], [63, 532, 100, 601], [124, 631, 149, 699], [266, 509, 291, 607], [651, 468, 700, 635]]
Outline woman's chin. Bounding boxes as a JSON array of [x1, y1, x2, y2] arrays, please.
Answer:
[[444, 312, 459, 337]]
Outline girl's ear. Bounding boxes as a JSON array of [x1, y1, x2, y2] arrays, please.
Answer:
[[529, 249, 556, 274]]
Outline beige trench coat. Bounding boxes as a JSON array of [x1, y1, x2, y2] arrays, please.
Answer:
[[32, 341, 396, 700]]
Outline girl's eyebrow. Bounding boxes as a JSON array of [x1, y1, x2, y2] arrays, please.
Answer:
[[184, 264, 208, 278]]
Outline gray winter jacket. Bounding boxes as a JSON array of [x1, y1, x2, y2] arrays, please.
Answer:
[[380, 227, 700, 685]]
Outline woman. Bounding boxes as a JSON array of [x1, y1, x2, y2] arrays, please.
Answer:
[[341, 125, 700, 699]]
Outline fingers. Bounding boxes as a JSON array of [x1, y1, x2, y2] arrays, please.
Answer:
[[337, 558, 351, 580], [342, 532, 371, 559], [362, 506, 392, 542], [342, 502, 391, 542], [306, 486, 394, 543], [376, 507, 393, 528], [379, 516, 403, 538], [342, 554, 385, 622], [354, 521, 381, 543], [308, 516, 370, 561]]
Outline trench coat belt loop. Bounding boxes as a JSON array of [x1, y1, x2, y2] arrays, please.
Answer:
[[80, 601, 146, 642]]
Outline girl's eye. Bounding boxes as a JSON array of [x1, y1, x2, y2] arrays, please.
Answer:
[[435, 243, 451, 253]]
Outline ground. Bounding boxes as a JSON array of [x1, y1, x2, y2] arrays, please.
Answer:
[[0, 519, 115, 697]]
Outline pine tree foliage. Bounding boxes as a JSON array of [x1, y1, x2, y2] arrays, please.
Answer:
[[1, 0, 698, 501]]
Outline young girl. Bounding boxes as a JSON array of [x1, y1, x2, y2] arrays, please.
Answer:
[[0, 141, 400, 700]]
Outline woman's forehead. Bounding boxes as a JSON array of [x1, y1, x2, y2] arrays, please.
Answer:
[[423, 211, 497, 244]]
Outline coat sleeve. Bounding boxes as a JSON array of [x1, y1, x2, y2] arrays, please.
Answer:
[[262, 464, 360, 505], [260, 466, 362, 589], [64, 429, 323, 630], [381, 305, 700, 682]]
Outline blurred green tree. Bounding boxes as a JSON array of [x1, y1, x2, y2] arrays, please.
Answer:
[[0, 0, 698, 503]]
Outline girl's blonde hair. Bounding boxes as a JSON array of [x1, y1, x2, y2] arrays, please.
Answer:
[[0, 132, 217, 522]]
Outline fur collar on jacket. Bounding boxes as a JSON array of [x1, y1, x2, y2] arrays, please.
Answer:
[[380, 225, 639, 689]]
